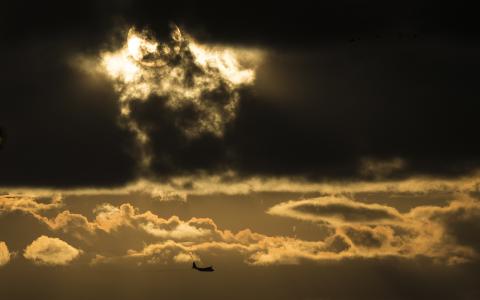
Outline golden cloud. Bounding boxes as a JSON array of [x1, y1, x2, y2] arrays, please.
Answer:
[[268, 195, 480, 264], [267, 196, 403, 225], [88, 26, 263, 170], [0, 194, 62, 214], [3, 173, 480, 201], [2, 191, 480, 267], [82, 197, 480, 266], [23, 236, 82, 265], [0, 242, 10, 267]]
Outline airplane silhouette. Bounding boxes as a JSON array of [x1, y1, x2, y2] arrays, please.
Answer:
[[192, 261, 214, 272]]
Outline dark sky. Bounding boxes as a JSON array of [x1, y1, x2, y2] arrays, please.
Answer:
[[1, 1, 480, 187]]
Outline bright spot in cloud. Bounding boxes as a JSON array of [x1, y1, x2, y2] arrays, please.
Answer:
[[100, 26, 262, 136], [98, 26, 262, 171]]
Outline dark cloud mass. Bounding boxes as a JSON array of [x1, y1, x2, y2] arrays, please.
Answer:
[[0, 41, 137, 187], [0, 2, 474, 187], [1, 1, 480, 186]]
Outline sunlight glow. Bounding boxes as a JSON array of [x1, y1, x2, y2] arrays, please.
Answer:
[[98, 26, 262, 170], [100, 26, 262, 137]]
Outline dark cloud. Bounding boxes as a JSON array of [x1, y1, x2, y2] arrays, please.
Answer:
[[1, 1, 479, 187], [225, 41, 480, 179], [4, 1, 476, 45], [0, 39, 137, 187], [343, 226, 387, 248], [0, 127, 5, 150], [419, 199, 480, 253], [129, 95, 228, 175]]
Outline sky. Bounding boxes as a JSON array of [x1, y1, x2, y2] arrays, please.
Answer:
[[1, 1, 480, 299]]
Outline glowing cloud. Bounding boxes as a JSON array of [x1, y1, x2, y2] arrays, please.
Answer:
[[0, 194, 62, 214], [24, 236, 81, 265], [99, 26, 261, 169], [267, 196, 403, 225], [0, 242, 10, 267]]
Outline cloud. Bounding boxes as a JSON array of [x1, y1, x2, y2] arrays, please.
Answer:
[[0, 127, 5, 150], [1, 33, 137, 188], [141, 221, 211, 239], [23, 236, 81, 265], [360, 158, 405, 179], [340, 225, 394, 249], [89, 203, 221, 240], [121, 237, 325, 266], [268, 195, 480, 264], [83, 26, 263, 172], [267, 196, 402, 224], [0, 194, 62, 214], [4, 4, 480, 189], [2, 192, 480, 267], [99, 26, 260, 138], [408, 197, 480, 255], [24, 202, 227, 244], [86, 198, 473, 266], [160, 196, 479, 264], [0, 242, 11, 266], [4, 173, 480, 202]]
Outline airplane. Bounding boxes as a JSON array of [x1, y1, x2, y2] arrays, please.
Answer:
[[192, 261, 214, 272]]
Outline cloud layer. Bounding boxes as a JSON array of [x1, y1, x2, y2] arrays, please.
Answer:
[[269, 196, 480, 264], [1, 192, 479, 267]]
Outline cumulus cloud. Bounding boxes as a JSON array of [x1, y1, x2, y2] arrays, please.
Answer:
[[0, 194, 62, 214], [89, 203, 223, 241], [141, 221, 211, 239], [82, 198, 476, 266], [24, 236, 81, 265], [0, 242, 11, 266], [2, 192, 480, 267], [25, 202, 227, 244]]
